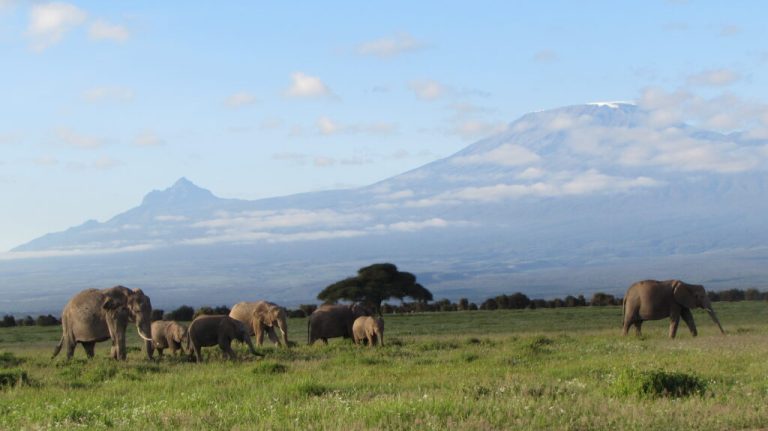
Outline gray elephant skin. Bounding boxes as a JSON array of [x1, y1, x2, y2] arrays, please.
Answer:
[[352, 316, 384, 347], [229, 301, 289, 347], [622, 279, 726, 338], [307, 304, 371, 345], [150, 320, 189, 358], [188, 315, 262, 362], [52, 286, 154, 360]]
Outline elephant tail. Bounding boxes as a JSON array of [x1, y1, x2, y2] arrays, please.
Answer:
[[51, 336, 64, 359], [307, 318, 311, 345], [621, 295, 627, 323]]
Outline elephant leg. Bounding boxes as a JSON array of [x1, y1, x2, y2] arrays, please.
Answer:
[[680, 308, 698, 337], [193, 345, 203, 363], [622, 318, 632, 336], [266, 327, 280, 346], [668, 314, 680, 339], [66, 339, 76, 359], [221, 341, 236, 360], [82, 342, 96, 358], [255, 323, 265, 346], [158, 348, 165, 358], [322, 337, 328, 345], [634, 321, 643, 336]]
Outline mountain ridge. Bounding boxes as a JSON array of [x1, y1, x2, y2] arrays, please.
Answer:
[[3, 102, 768, 312]]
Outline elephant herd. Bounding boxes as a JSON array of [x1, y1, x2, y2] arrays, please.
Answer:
[[51, 288, 384, 362], [51, 279, 725, 362]]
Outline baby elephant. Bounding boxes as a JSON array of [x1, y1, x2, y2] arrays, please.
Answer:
[[188, 315, 262, 362], [150, 320, 189, 358], [352, 316, 384, 347]]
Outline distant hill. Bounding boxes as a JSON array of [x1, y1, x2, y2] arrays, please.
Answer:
[[3, 103, 768, 314]]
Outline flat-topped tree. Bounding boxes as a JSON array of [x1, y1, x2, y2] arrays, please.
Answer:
[[318, 263, 432, 314]]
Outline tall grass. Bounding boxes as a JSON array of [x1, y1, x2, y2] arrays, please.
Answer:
[[1, 302, 767, 429]]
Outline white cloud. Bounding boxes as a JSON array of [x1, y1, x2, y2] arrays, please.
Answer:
[[56, 127, 104, 149], [517, 167, 545, 179], [317, 117, 342, 135], [88, 19, 129, 42], [134, 130, 164, 147], [155, 215, 189, 222], [83, 86, 134, 102], [92, 156, 121, 170], [533, 49, 558, 63], [720, 24, 741, 37], [687, 69, 741, 87], [0, 244, 158, 260], [286, 72, 333, 98], [450, 120, 507, 140], [225, 91, 257, 108], [33, 155, 59, 166], [453, 144, 540, 167], [358, 32, 423, 58], [383, 218, 449, 232], [409, 80, 445, 101], [314, 156, 336, 167], [27, 2, 87, 51], [273, 152, 308, 165]]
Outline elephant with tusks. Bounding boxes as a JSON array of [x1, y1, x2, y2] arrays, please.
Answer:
[[53, 286, 154, 360]]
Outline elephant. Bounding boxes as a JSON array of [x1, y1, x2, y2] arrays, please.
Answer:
[[622, 279, 726, 338], [150, 320, 189, 358], [307, 303, 371, 345], [187, 315, 262, 362], [229, 301, 289, 347], [352, 316, 384, 347], [52, 286, 153, 360]]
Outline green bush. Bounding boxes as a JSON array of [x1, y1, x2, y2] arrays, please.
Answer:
[[614, 369, 707, 398], [293, 380, 331, 397], [0, 368, 29, 388], [0, 352, 23, 368], [252, 361, 288, 375]]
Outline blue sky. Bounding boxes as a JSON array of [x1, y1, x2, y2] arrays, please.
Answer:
[[0, 1, 766, 251]]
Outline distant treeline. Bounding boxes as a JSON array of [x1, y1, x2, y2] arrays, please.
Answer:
[[2, 287, 766, 327]]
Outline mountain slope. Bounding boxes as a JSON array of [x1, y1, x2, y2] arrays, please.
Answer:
[[3, 103, 768, 313]]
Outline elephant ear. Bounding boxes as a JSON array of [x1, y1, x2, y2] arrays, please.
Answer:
[[673, 281, 697, 309], [102, 297, 120, 311]]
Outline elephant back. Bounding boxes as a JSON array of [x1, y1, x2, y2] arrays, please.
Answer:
[[62, 289, 112, 342]]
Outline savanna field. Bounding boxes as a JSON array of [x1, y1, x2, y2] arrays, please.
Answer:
[[1, 302, 768, 430]]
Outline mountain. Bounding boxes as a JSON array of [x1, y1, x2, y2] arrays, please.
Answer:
[[3, 103, 768, 313]]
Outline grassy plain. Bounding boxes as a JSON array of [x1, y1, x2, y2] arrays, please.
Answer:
[[1, 302, 767, 430]]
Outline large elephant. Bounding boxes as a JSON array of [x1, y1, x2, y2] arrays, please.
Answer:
[[307, 303, 371, 345], [188, 315, 262, 362], [150, 320, 189, 358], [352, 316, 384, 347], [52, 286, 154, 360], [622, 279, 726, 338], [229, 301, 289, 347]]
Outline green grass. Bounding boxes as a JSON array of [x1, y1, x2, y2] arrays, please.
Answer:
[[1, 302, 767, 430]]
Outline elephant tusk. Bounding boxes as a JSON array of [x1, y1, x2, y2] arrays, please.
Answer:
[[137, 327, 153, 342]]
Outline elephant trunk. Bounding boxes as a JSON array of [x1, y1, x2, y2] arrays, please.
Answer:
[[706, 308, 726, 335]]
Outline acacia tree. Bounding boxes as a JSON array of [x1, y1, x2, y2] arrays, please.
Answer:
[[318, 263, 432, 313]]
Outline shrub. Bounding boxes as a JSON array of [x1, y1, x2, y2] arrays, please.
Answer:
[[293, 380, 330, 397], [0, 352, 23, 367], [614, 369, 707, 398], [164, 305, 194, 321], [0, 368, 29, 388], [0, 315, 16, 328], [35, 314, 59, 326], [150, 309, 164, 321], [252, 361, 288, 375]]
